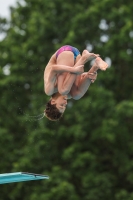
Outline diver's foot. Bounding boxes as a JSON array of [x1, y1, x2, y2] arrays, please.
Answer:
[[94, 57, 108, 71], [82, 50, 100, 62]]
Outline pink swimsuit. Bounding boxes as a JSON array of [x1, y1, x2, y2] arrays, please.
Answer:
[[56, 45, 80, 60]]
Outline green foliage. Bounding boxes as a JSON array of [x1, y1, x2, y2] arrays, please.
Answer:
[[0, 0, 133, 199]]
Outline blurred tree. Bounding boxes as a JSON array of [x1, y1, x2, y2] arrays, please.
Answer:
[[0, 0, 133, 199]]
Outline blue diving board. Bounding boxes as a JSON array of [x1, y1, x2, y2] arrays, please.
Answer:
[[0, 172, 49, 184]]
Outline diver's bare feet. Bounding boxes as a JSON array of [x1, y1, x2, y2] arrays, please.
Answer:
[[94, 57, 108, 71], [82, 50, 100, 62]]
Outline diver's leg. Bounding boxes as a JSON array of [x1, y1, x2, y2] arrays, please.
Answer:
[[57, 49, 100, 95], [56, 51, 76, 95]]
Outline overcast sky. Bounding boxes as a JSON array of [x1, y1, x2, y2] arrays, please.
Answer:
[[0, 0, 17, 18], [0, 0, 17, 40]]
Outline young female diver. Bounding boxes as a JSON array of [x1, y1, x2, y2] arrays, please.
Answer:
[[44, 45, 108, 121]]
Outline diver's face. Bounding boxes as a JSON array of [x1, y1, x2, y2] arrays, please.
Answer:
[[51, 95, 67, 113]]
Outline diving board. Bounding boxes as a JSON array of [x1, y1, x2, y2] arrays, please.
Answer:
[[0, 172, 49, 184]]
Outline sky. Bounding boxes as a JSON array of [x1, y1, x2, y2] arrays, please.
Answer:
[[0, 0, 17, 41], [0, 0, 17, 18]]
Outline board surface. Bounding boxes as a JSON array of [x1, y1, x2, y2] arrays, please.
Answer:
[[0, 172, 49, 184]]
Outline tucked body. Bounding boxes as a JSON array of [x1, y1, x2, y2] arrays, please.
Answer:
[[44, 45, 108, 120]]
